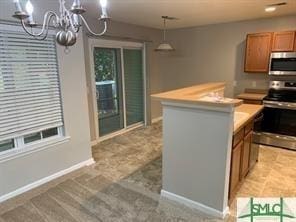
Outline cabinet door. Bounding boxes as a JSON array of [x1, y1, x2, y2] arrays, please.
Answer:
[[244, 33, 273, 73], [272, 31, 295, 52], [241, 131, 252, 178], [229, 141, 243, 198]]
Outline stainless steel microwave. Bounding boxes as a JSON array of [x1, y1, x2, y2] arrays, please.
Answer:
[[269, 52, 296, 75]]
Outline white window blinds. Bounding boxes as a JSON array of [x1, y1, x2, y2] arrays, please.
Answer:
[[0, 25, 63, 141]]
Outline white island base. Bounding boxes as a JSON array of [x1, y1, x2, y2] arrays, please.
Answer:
[[152, 83, 242, 219]]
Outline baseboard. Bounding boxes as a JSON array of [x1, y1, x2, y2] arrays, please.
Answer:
[[161, 190, 229, 219], [91, 140, 99, 146], [0, 158, 95, 203], [152, 116, 163, 124]]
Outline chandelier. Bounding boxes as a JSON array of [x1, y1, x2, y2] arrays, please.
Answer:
[[12, 0, 111, 47]]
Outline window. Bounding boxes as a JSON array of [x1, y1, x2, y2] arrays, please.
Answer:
[[0, 139, 14, 153], [0, 24, 64, 156]]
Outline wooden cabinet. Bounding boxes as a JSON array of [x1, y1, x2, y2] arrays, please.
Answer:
[[244, 32, 273, 73], [241, 99, 262, 105], [229, 140, 243, 200], [229, 120, 255, 201], [272, 31, 295, 52], [241, 131, 252, 178]]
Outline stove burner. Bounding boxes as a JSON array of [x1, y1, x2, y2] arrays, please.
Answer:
[[265, 81, 296, 103]]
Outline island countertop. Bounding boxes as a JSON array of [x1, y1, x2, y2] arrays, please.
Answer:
[[151, 82, 243, 108], [233, 104, 264, 134]]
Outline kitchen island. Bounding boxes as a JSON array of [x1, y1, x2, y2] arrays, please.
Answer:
[[152, 83, 262, 218]]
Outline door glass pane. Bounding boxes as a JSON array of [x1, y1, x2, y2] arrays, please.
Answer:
[[93, 47, 124, 136], [123, 49, 144, 126]]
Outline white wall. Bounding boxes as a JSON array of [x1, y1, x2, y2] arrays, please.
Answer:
[[161, 15, 296, 97], [0, 2, 92, 198]]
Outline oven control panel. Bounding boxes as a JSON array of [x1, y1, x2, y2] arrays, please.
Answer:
[[285, 82, 296, 87], [270, 81, 296, 90]]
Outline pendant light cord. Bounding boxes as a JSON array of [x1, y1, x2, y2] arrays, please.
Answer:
[[163, 17, 166, 41]]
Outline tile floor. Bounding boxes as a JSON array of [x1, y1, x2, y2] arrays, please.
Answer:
[[1, 121, 296, 221]]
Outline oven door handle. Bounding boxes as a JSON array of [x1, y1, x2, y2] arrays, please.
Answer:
[[254, 113, 264, 122], [263, 101, 296, 110], [261, 132, 296, 142]]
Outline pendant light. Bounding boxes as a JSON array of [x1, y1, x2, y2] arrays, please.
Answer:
[[155, 16, 176, 52]]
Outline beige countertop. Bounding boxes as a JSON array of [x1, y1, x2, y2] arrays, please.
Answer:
[[233, 104, 264, 134], [237, 93, 267, 101], [151, 82, 242, 108]]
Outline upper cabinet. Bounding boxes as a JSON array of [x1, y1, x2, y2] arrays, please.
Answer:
[[272, 31, 296, 52], [244, 30, 296, 73], [244, 32, 273, 73]]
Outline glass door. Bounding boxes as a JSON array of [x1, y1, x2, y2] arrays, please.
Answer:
[[123, 48, 144, 126], [92, 42, 145, 138], [93, 47, 124, 136]]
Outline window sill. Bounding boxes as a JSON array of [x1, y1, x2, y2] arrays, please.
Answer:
[[0, 136, 71, 163]]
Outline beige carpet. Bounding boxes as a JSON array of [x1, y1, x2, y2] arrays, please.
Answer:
[[1, 121, 296, 221]]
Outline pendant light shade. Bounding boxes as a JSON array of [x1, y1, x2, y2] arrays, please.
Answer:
[[155, 42, 174, 51], [155, 16, 176, 52]]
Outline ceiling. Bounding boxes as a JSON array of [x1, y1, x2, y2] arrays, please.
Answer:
[[83, 0, 296, 29], [1, 0, 295, 29]]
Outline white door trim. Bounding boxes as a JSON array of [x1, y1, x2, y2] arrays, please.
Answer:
[[88, 38, 146, 142]]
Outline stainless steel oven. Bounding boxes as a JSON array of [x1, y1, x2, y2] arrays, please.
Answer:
[[259, 81, 296, 150], [269, 52, 296, 76]]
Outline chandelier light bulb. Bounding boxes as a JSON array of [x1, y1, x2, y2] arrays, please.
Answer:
[[73, 0, 81, 6], [26, 0, 34, 15], [13, 0, 22, 12], [100, 0, 108, 9]]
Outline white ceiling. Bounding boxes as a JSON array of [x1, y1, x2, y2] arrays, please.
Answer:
[[1, 0, 295, 29], [84, 0, 296, 29]]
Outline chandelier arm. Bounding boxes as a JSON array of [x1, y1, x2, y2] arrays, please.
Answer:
[[34, 14, 57, 41], [79, 15, 108, 36], [20, 11, 59, 37], [21, 15, 53, 41]]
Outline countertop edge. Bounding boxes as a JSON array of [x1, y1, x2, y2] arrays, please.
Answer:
[[233, 104, 264, 135], [152, 96, 243, 108]]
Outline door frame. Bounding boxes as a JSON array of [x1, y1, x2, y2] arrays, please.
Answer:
[[88, 38, 147, 143]]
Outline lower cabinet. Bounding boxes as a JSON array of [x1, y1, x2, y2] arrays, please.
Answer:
[[229, 120, 254, 202], [229, 141, 243, 200], [241, 131, 252, 178]]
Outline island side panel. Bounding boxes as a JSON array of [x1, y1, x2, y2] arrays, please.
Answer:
[[162, 103, 233, 216]]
